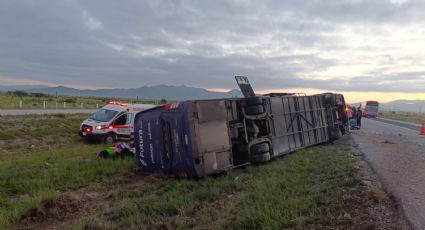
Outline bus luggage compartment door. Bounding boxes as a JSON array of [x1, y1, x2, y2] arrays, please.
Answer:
[[193, 100, 233, 175]]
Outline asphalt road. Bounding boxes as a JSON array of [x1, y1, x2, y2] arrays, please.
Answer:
[[376, 117, 421, 132], [0, 109, 97, 115], [351, 118, 425, 230]]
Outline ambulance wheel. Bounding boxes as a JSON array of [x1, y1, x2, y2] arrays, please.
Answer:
[[104, 134, 115, 144], [246, 96, 263, 106], [245, 105, 264, 115]]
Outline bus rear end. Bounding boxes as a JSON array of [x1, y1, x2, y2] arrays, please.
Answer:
[[134, 100, 234, 178], [134, 102, 199, 177], [365, 101, 379, 118]]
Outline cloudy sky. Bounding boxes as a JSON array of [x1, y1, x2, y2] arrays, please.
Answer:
[[1, 0, 425, 102]]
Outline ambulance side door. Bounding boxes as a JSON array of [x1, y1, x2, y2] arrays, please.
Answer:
[[113, 112, 132, 138]]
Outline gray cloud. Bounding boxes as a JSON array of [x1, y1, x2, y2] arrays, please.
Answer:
[[1, 0, 425, 92]]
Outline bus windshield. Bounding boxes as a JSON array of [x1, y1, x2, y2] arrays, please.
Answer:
[[366, 101, 379, 106], [91, 109, 119, 122]]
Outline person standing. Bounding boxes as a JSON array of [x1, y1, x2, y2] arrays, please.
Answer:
[[347, 106, 353, 119], [356, 107, 363, 129]]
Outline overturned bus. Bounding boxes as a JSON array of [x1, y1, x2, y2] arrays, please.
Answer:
[[134, 76, 348, 178]]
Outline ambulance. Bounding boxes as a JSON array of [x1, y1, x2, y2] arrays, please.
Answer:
[[79, 101, 156, 144]]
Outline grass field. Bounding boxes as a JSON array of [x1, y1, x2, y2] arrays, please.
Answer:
[[71, 146, 368, 230], [0, 114, 398, 229], [380, 111, 425, 124], [0, 114, 133, 228], [0, 92, 162, 109]]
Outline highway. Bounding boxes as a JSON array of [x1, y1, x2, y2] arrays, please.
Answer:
[[351, 118, 425, 229], [0, 109, 97, 115], [377, 117, 421, 132]]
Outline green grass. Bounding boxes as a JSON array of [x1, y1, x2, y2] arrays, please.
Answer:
[[71, 145, 367, 230], [380, 111, 425, 124], [0, 114, 134, 228], [0, 92, 162, 109], [0, 147, 133, 227], [0, 114, 87, 155], [1, 113, 378, 229]]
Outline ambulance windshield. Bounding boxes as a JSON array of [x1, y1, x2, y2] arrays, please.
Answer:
[[91, 109, 119, 122]]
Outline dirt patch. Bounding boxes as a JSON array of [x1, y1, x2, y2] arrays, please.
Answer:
[[14, 167, 149, 230], [16, 188, 104, 230], [382, 140, 397, 144]]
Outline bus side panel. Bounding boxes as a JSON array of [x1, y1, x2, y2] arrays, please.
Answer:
[[300, 96, 310, 146], [269, 97, 290, 156], [268, 95, 330, 157], [314, 95, 329, 143], [304, 96, 315, 146]]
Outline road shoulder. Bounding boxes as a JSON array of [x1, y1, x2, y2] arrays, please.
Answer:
[[347, 135, 412, 229], [351, 122, 425, 229]]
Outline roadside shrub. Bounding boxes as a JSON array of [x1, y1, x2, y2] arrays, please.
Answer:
[[53, 113, 66, 118], [64, 98, 77, 103], [10, 91, 28, 97], [30, 93, 47, 97]]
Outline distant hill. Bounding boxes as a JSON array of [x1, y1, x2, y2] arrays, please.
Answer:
[[5, 85, 423, 112], [381, 100, 425, 113], [0, 85, 48, 92], [23, 85, 242, 101]]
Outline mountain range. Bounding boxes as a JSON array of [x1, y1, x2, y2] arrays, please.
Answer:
[[0, 85, 48, 92], [0, 85, 242, 101], [380, 100, 425, 113], [1, 85, 424, 112]]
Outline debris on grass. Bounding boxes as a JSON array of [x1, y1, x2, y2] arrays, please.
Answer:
[[382, 140, 397, 144], [368, 184, 387, 203]]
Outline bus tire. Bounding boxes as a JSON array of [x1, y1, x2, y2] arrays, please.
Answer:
[[245, 105, 264, 115], [250, 143, 271, 164], [324, 93, 336, 106], [250, 152, 271, 164], [328, 127, 341, 142], [251, 142, 270, 154], [246, 96, 263, 106], [104, 134, 116, 144]]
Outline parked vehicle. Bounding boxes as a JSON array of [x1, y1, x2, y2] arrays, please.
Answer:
[[79, 101, 155, 144], [364, 101, 379, 118], [134, 76, 348, 178]]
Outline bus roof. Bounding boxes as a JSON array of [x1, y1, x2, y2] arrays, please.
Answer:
[[366, 101, 379, 105]]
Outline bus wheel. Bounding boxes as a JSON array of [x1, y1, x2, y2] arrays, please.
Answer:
[[245, 105, 264, 115], [104, 134, 115, 144], [246, 96, 263, 106], [250, 143, 271, 163], [324, 93, 336, 106], [328, 127, 341, 142], [251, 142, 270, 153], [250, 152, 271, 164]]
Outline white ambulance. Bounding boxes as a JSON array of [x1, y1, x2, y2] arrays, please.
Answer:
[[79, 101, 156, 144]]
